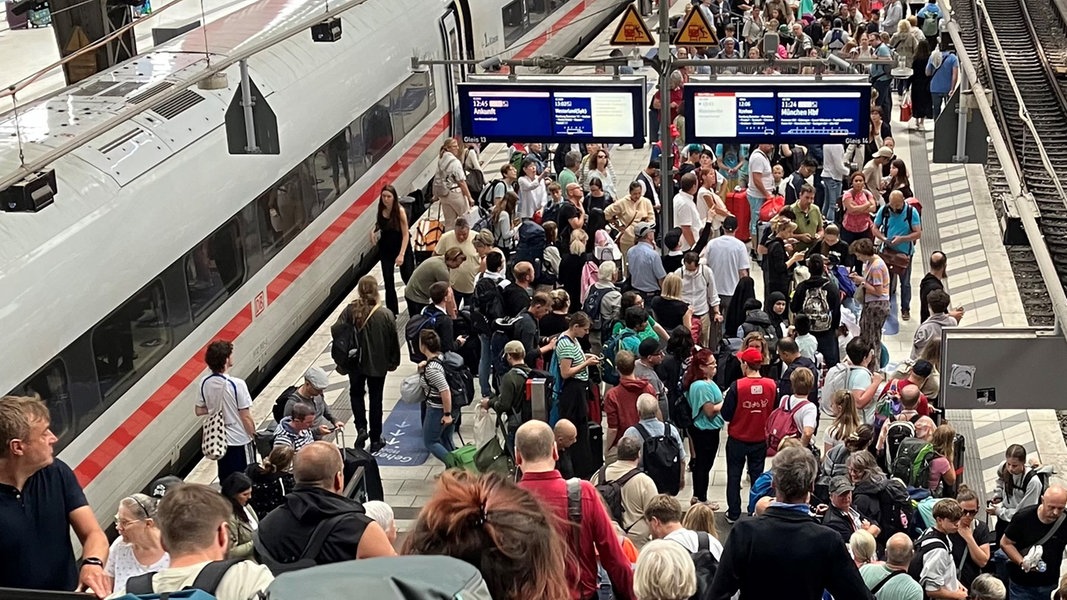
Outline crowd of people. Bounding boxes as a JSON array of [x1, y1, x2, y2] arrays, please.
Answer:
[[0, 1, 1037, 599]]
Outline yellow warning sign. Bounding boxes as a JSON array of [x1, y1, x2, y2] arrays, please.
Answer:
[[609, 4, 655, 46], [673, 7, 717, 46]]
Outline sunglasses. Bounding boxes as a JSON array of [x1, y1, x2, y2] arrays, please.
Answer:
[[961, 509, 978, 516]]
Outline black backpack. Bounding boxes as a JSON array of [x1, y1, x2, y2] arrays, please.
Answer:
[[673, 387, 695, 432], [272, 385, 299, 423], [429, 352, 474, 408], [907, 530, 951, 591], [877, 478, 917, 538], [470, 277, 505, 336], [583, 285, 613, 330], [635, 422, 683, 495], [405, 308, 439, 362], [125, 558, 243, 596], [674, 532, 718, 600], [253, 513, 353, 575], [330, 310, 361, 376], [594, 466, 643, 529]]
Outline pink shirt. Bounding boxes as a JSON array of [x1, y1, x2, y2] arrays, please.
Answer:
[[864, 258, 890, 302], [929, 456, 952, 492], [841, 188, 875, 233]]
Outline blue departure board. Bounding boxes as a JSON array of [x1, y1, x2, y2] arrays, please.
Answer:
[[459, 79, 646, 144], [683, 77, 872, 144]]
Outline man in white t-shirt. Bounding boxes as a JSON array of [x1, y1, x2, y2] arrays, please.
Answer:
[[646, 494, 724, 560], [672, 172, 704, 252], [194, 340, 256, 483], [746, 143, 775, 240], [116, 483, 273, 600], [703, 216, 751, 313]]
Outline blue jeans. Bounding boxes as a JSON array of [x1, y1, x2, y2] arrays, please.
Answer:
[[1009, 581, 1055, 600], [821, 176, 842, 223], [747, 192, 763, 237], [726, 437, 767, 519], [423, 404, 456, 463], [932, 92, 948, 118], [888, 257, 913, 312], [478, 333, 492, 398]]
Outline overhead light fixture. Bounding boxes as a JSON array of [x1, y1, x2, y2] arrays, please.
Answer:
[[1, 169, 57, 213]]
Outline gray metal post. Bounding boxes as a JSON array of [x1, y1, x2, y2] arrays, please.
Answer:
[[239, 59, 260, 154], [953, 67, 968, 163], [658, 0, 673, 241]]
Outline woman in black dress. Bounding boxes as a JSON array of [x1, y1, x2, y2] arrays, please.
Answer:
[[371, 185, 409, 314], [650, 273, 691, 331], [909, 40, 935, 131]]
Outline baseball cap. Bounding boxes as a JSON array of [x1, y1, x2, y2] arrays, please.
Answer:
[[503, 340, 525, 356], [635, 222, 656, 238], [875, 146, 894, 159], [723, 215, 739, 231], [829, 476, 855, 495], [639, 337, 663, 358], [304, 366, 330, 390], [738, 347, 763, 365], [912, 359, 934, 378]]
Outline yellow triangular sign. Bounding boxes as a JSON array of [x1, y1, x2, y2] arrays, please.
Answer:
[[674, 7, 717, 45], [610, 4, 655, 46]]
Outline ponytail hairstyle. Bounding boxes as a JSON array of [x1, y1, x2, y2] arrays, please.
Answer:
[[402, 471, 569, 600], [262, 445, 295, 474], [998, 444, 1028, 496], [683, 347, 715, 394]]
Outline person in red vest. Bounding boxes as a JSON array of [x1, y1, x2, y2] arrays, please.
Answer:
[[721, 347, 778, 523]]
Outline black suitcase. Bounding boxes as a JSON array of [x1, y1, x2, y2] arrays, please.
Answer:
[[342, 446, 384, 503], [586, 422, 604, 474]]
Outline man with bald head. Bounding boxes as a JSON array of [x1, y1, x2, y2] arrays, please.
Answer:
[[515, 421, 635, 600], [557, 182, 587, 247], [860, 532, 923, 598], [1000, 485, 1067, 599], [553, 419, 578, 479], [255, 441, 394, 571], [502, 261, 535, 317]]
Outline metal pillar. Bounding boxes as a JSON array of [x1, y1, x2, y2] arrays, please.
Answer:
[[658, 0, 673, 241], [953, 67, 968, 163], [239, 59, 260, 154]]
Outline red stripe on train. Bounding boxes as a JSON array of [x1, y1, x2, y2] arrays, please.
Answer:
[[73, 115, 450, 486]]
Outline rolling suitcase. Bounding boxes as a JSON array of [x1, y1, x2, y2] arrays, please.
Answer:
[[587, 422, 604, 473], [335, 431, 384, 502]]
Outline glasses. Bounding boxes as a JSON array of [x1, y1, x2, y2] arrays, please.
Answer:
[[961, 509, 979, 516], [114, 516, 143, 528]]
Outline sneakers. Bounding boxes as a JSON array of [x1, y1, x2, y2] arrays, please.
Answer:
[[725, 514, 739, 524], [355, 426, 369, 449], [902, 309, 911, 321], [369, 439, 386, 454]]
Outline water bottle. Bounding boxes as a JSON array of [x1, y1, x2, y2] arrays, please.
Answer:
[[1038, 560, 1048, 573]]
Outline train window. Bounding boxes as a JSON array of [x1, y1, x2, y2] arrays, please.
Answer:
[[312, 129, 353, 207], [9, 360, 74, 451], [91, 281, 172, 404], [185, 219, 246, 320], [502, 0, 528, 46], [396, 72, 434, 135], [362, 101, 394, 165]]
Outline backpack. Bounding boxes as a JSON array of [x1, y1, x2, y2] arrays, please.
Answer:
[[123, 559, 243, 598], [921, 12, 939, 36], [907, 530, 951, 589], [820, 364, 865, 416], [541, 201, 561, 226], [828, 28, 845, 50], [1022, 466, 1054, 498], [514, 221, 546, 268], [874, 379, 906, 419], [673, 386, 696, 432], [252, 513, 352, 575], [765, 397, 810, 457], [477, 179, 506, 211], [891, 437, 937, 488], [594, 466, 643, 529], [271, 385, 300, 423], [330, 309, 362, 376], [877, 478, 917, 538], [884, 414, 922, 470], [801, 283, 832, 333], [601, 330, 639, 385], [832, 264, 856, 298], [635, 423, 683, 495], [430, 352, 474, 409], [470, 277, 505, 336], [583, 285, 613, 330], [405, 308, 439, 362], [740, 317, 779, 356], [470, 206, 492, 233], [680, 532, 718, 600], [748, 471, 775, 516], [199, 374, 234, 461], [260, 555, 493, 600]]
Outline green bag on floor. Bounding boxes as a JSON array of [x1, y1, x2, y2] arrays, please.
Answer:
[[445, 444, 479, 471]]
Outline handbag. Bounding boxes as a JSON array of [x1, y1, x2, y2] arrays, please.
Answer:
[[474, 413, 515, 477], [201, 374, 233, 461], [414, 203, 444, 253], [899, 94, 912, 122], [879, 246, 912, 276], [399, 373, 425, 404]]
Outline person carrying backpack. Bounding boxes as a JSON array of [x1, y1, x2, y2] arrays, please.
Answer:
[[592, 436, 659, 548], [990, 445, 1053, 542], [791, 253, 841, 366], [622, 394, 686, 497], [645, 494, 723, 600], [765, 367, 818, 456], [583, 260, 623, 353], [848, 450, 915, 550]]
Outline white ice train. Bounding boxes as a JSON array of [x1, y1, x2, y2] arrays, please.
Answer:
[[0, 0, 624, 528]]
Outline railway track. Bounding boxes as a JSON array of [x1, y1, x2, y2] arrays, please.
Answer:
[[953, 0, 1067, 325]]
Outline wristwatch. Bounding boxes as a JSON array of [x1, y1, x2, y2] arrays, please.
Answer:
[[81, 557, 103, 569]]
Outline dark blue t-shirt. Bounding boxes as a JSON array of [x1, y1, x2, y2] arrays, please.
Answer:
[[0, 459, 88, 591]]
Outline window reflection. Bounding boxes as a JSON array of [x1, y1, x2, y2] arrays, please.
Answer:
[[92, 282, 171, 402], [503, 0, 569, 47], [186, 221, 245, 319], [12, 361, 72, 448]]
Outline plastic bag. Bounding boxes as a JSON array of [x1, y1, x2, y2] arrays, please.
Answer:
[[400, 373, 425, 404], [473, 406, 495, 448]]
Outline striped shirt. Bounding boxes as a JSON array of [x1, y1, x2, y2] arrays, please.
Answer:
[[555, 335, 589, 382], [421, 359, 449, 408]]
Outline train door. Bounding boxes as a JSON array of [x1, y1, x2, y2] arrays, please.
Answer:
[[440, 8, 465, 137]]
